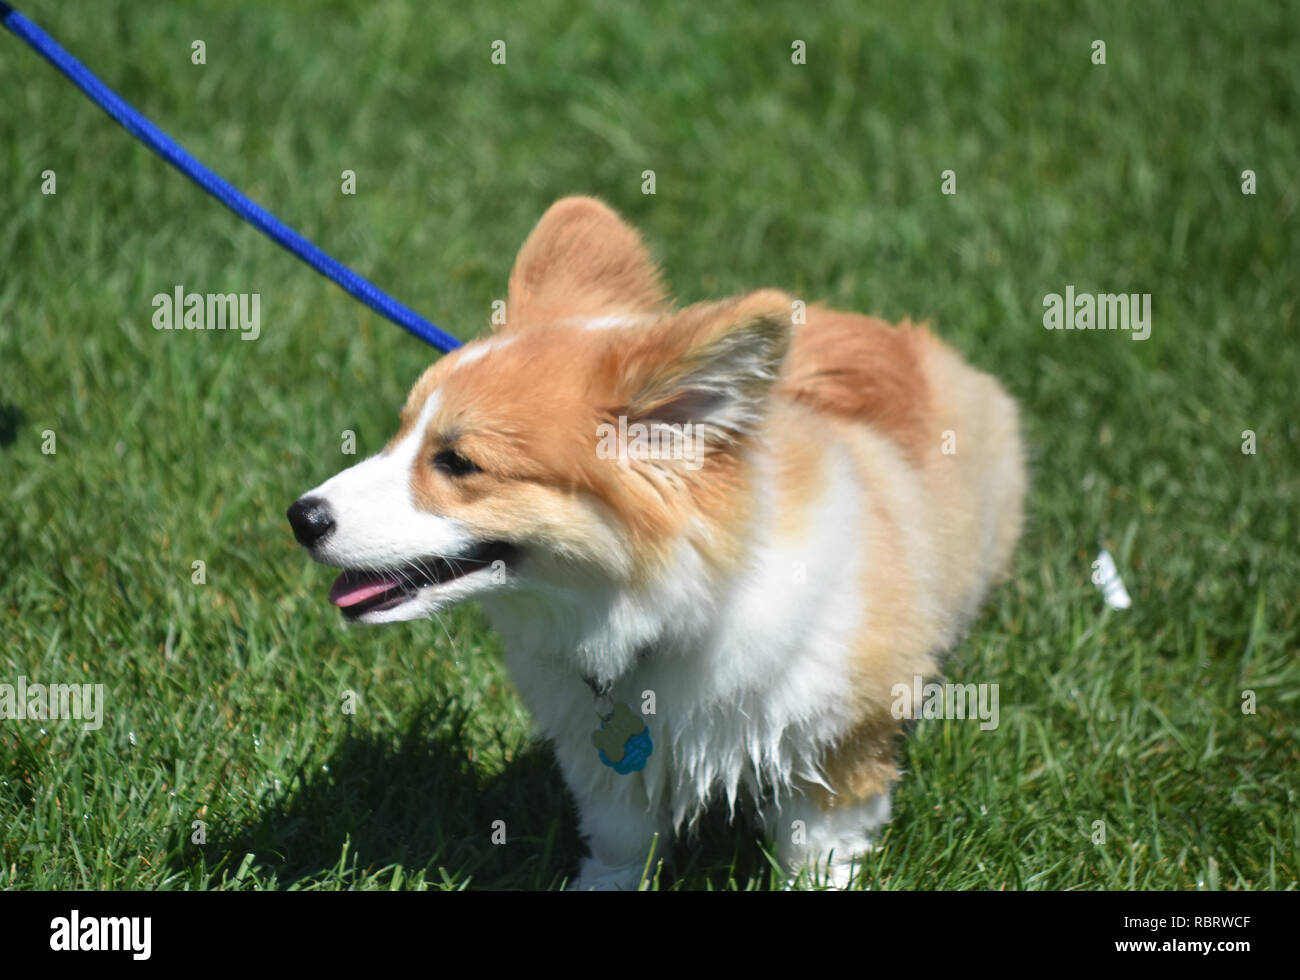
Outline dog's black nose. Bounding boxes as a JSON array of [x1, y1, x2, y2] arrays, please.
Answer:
[[287, 496, 335, 548]]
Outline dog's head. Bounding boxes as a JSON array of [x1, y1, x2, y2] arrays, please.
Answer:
[[288, 197, 792, 623]]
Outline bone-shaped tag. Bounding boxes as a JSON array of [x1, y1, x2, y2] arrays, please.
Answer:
[[592, 702, 652, 773]]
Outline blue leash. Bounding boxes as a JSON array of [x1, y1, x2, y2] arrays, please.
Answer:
[[1, 2, 461, 352]]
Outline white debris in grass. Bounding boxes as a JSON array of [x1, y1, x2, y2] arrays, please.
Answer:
[[1091, 549, 1132, 610]]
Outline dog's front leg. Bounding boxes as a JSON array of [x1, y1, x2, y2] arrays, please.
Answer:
[[762, 790, 892, 889], [567, 784, 670, 890]]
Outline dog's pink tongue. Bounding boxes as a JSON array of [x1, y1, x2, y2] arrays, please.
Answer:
[[329, 570, 402, 607]]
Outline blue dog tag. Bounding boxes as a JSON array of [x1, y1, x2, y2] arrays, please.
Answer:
[[592, 702, 653, 774]]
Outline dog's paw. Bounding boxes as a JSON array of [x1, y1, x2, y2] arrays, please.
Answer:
[[776, 854, 869, 890], [569, 857, 644, 891]]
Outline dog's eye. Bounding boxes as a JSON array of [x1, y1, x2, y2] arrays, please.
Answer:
[[433, 448, 481, 477]]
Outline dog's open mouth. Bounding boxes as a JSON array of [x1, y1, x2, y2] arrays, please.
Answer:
[[327, 541, 517, 619]]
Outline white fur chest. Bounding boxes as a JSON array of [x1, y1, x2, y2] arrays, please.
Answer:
[[482, 445, 868, 829]]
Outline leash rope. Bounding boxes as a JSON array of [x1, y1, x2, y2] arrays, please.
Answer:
[[1, 2, 462, 352]]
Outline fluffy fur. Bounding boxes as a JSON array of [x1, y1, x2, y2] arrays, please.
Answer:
[[289, 196, 1026, 889]]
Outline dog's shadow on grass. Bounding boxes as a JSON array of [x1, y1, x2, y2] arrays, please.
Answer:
[[179, 703, 583, 889], [176, 701, 776, 890], [0, 402, 24, 448]]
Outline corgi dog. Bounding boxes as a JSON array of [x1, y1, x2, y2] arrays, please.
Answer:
[[287, 197, 1026, 889]]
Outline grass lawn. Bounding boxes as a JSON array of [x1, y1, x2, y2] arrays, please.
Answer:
[[1, 0, 1296, 890]]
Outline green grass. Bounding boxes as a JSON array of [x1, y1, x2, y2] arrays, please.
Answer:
[[1, 0, 1296, 890]]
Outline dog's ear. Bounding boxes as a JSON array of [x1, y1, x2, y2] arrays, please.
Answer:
[[504, 197, 669, 331], [609, 289, 794, 442]]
